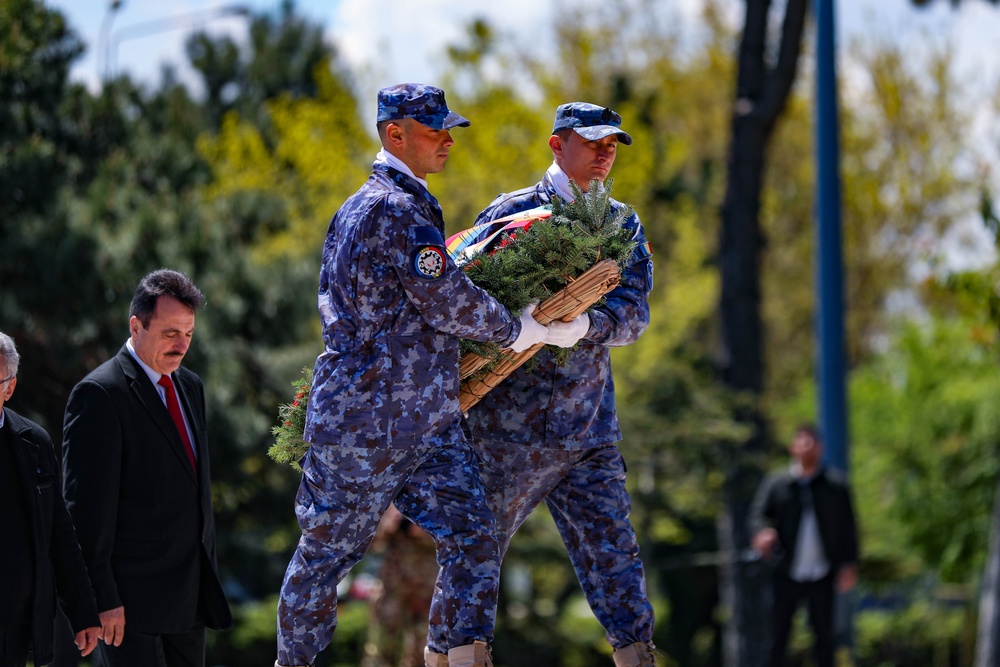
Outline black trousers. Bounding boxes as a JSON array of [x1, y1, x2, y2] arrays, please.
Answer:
[[95, 625, 206, 667], [768, 571, 835, 667], [0, 623, 29, 667]]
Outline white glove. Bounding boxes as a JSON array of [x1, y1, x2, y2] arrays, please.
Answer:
[[545, 312, 590, 348], [508, 303, 549, 353]]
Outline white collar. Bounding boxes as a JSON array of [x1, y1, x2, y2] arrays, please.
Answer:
[[546, 162, 576, 202], [545, 162, 606, 202], [375, 148, 428, 190], [126, 338, 166, 386]]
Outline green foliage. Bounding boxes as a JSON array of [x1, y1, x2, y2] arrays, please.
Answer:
[[759, 37, 989, 405], [854, 598, 971, 667], [186, 0, 336, 128], [923, 190, 1000, 350], [848, 317, 1000, 584], [553, 180, 639, 264], [268, 368, 312, 470], [207, 594, 371, 666], [0, 0, 84, 219], [458, 179, 636, 365], [198, 65, 378, 263]]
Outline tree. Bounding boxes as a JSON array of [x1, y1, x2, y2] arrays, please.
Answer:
[[185, 0, 335, 128], [0, 0, 84, 221], [909, 1, 1000, 662], [0, 0, 127, 433], [926, 194, 1000, 665], [715, 0, 809, 664]]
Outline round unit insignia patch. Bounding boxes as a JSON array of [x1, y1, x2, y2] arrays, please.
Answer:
[[415, 246, 446, 278]]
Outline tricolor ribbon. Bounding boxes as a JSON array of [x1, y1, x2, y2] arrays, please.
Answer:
[[447, 206, 552, 266]]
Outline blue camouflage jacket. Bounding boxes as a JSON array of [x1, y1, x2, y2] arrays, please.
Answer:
[[305, 163, 521, 448], [465, 171, 653, 449]]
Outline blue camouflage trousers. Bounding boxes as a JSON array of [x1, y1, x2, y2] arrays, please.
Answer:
[[429, 440, 654, 650], [277, 441, 500, 665]]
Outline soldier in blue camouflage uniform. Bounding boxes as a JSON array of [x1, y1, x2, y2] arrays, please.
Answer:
[[428, 103, 657, 667], [275, 83, 549, 667]]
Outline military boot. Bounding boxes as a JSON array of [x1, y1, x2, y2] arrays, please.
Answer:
[[448, 640, 493, 667], [424, 646, 449, 667], [612, 642, 657, 667]]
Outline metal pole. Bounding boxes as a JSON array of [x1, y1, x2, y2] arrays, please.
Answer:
[[815, 5, 856, 663], [97, 0, 124, 81], [108, 5, 250, 79], [814, 0, 848, 476]]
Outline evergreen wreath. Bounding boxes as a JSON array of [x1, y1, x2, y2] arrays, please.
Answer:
[[458, 178, 637, 367]]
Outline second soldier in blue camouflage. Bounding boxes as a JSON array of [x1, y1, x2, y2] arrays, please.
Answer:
[[275, 83, 549, 667], [427, 102, 658, 667]]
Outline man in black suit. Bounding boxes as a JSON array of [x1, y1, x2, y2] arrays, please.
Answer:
[[749, 424, 859, 667], [62, 269, 232, 667], [0, 332, 100, 667]]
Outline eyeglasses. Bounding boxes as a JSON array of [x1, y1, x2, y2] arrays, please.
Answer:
[[0, 375, 14, 385]]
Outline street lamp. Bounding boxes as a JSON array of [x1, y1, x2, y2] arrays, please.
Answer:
[[106, 4, 251, 80], [97, 0, 124, 81]]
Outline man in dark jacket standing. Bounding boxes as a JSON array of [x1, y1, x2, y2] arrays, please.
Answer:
[[62, 269, 232, 666], [750, 424, 859, 667], [0, 332, 99, 667]]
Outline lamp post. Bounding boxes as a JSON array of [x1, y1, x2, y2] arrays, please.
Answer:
[[814, 0, 847, 475], [814, 0, 856, 662], [97, 0, 123, 81], [106, 4, 251, 80]]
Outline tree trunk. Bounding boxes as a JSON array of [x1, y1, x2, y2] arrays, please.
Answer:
[[718, 0, 808, 665]]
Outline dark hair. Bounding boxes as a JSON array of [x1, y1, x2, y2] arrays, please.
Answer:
[[794, 423, 822, 442], [129, 269, 203, 327]]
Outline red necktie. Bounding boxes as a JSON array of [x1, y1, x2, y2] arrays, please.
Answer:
[[157, 375, 197, 470]]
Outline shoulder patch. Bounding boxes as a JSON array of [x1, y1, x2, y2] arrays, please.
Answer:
[[414, 245, 446, 278], [407, 224, 447, 278]]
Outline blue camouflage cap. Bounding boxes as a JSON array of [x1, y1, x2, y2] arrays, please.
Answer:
[[552, 102, 633, 145], [377, 83, 471, 130]]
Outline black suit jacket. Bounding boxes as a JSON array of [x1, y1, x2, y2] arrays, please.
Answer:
[[4, 408, 99, 666], [62, 346, 231, 634], [749, 466, 859, 577]]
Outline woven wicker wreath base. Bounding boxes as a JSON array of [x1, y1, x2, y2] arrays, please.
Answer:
[[457, 258, 621, 412]]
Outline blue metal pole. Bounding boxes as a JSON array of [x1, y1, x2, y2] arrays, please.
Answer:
[[814, 0, 849, 475]]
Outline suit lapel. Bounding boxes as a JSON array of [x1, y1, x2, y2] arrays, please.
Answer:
[[5, 412, 39, 517], [116, 348, 199, 484]]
